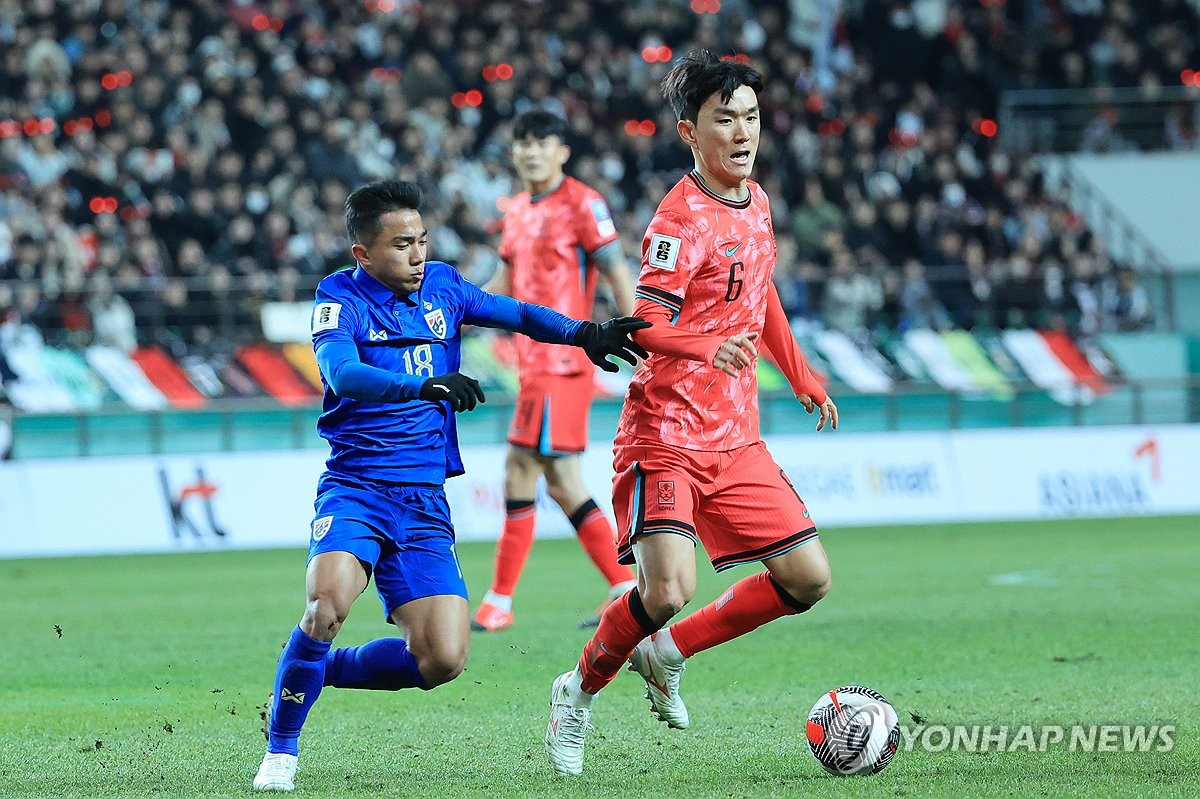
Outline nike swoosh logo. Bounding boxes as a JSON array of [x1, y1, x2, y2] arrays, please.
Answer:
[[645, 658, 671, 697], [724, 243, 741, 257]]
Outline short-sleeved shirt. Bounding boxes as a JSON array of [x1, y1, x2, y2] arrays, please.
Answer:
[[499, 176, 620, 378], [618, 172, 777, 452]]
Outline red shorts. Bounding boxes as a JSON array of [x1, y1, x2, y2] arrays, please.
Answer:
[[507, 372, 593, 455], [613, 439, 818, 572]]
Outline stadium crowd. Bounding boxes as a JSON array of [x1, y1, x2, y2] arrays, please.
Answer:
[[0, 0, 1178, 361]]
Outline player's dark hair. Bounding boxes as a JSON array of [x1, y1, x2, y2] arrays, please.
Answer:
[[660, 50, 764, 123], [512, 109, 568, 141], [344, 180, 424, 244]]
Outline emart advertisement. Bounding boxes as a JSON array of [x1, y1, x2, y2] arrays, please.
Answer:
[[0, 425, 1196, 558]]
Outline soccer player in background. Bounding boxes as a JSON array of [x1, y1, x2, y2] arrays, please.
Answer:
[[252, 179, 648, 792], [544, 51, 839, 776], [471, 110, 638, 633]]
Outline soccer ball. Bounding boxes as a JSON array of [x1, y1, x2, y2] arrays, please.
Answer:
[[806, 685, 900, 776]]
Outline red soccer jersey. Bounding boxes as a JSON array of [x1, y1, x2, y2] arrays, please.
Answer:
[[619, 173, 785, 451], [498, 176, 620, 377]]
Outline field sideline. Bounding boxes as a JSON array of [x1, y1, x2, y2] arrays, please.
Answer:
[[1, 516, 1196, 798]]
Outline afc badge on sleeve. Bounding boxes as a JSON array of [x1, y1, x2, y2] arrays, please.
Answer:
[[647, 234, 681, 271], [312, 302, 342, 332], [424, 308, 448, 338], [590, 198, 616, 238]]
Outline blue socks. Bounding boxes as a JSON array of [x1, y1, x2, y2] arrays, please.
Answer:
[[324, 637, 428, 691], [267, 626, 331, 756], [266, 629, 427, 756]]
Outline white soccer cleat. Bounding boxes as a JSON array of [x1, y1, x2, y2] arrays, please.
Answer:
[[628, 632, 689, 729], [253, 752, 298, 792], [545, 670, 594, 776]]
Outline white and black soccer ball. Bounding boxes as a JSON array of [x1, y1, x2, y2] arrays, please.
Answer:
[[806, 685, 900, 776]]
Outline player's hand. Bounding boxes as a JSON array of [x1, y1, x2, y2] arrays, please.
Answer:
[[797, 393, 839, 431], [420, 372, 486, 412], [712, 332, 759, 376], [575, 316, 651, 373]]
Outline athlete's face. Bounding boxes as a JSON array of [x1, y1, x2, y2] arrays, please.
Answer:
[[511, 134, 569, 193], [680, 84, 760, 196], [351, 208, 428, 295]]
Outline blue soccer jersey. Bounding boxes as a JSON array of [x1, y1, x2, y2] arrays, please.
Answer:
[[311, 261, 583, 485]]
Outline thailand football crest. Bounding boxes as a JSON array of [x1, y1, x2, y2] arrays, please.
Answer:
[[424, 308, 447, 338]]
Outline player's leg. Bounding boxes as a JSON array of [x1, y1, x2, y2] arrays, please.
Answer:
[[541, 453, 637, 625], [327, 485, 470, 689], [255, 550, 368, 792], [390, 594, 469, 686], [663, 442, 828, 661], [545, 448, 700, 775], [472, 445, 542, 632]]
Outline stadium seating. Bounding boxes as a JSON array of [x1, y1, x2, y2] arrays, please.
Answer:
[[131, 346, 208, 409]]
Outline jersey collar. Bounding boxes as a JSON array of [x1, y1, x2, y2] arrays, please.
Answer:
[[688, 170, 752, 208], [529, 176, 566, 203], [352, 264, 403, 304]]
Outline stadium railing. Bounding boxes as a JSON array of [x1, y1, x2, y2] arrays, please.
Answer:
[[11, 375, 1199, 460]]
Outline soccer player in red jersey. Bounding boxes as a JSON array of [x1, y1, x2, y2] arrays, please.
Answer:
[[471, 111, 638, 633], [545, 51, 839, 776]]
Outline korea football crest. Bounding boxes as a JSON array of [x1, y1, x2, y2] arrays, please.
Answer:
[[424, 307, 448, 339]]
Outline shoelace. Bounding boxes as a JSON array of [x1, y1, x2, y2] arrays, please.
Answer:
[[555, 707, 593, 746], [260, 755, 294, 777]]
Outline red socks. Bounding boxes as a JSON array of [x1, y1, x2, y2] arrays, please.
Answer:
[[569, 499, 635, 587], [670, 571, 807, 659], [490, 499, 536, 596], [577, 587, 657, 694]]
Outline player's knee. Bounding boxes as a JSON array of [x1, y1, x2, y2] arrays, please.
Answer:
[[640, 579, 693, 621], [504, 451, 540, 496], [301, 595, 348, 641], [784, 565, 831, 606], [544, 480, 569, 507], [416, 643, 467, 688]]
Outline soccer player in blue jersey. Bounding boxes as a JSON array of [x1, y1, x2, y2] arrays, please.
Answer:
[[252, 180, 648, 792]]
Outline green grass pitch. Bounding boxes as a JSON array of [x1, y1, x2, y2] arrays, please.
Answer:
[[1, 516, 1196, 798]]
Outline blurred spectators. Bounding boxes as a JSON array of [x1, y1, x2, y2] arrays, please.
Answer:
[[1102, 266, 1153, 332], [1, 0, 1186, 359]]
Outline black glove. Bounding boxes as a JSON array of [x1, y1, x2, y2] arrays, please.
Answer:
[[420, 372, 486, 412], [574, 316, 652, 373]]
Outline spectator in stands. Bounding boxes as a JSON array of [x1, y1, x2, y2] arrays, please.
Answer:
[[87, 273, 137, 353], [821, 249, 883, 334], [897, 259, 950, 332], [1102, 267, 1153, 332], [790, 178, 845, 259], [993, 255, 1047, 329]]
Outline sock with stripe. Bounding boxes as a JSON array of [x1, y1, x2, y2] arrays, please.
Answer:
[[267, 625, 331, 756], [569, 498, 636, 587], [490, 498, 536, 597], [323, 636, 428, 691], [669, 571, 813, 659], [577, 587, 661, 694]]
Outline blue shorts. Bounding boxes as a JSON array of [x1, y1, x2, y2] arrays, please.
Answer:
[[309, 472, 467, 621]]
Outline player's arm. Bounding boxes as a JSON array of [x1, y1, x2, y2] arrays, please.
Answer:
[[761, 281, 838, 431], [457, 276, 648, 372], [592, 241, 636, 316], [315, 337, 425, 402], [630, 211, 760, 376], [313, 293, 483, 411]]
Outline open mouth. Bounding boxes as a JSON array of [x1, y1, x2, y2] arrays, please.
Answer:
[[730, 150, 752, 165]]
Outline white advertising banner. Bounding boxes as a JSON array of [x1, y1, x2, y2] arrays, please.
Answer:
[[0, 424, 1196, 559]]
